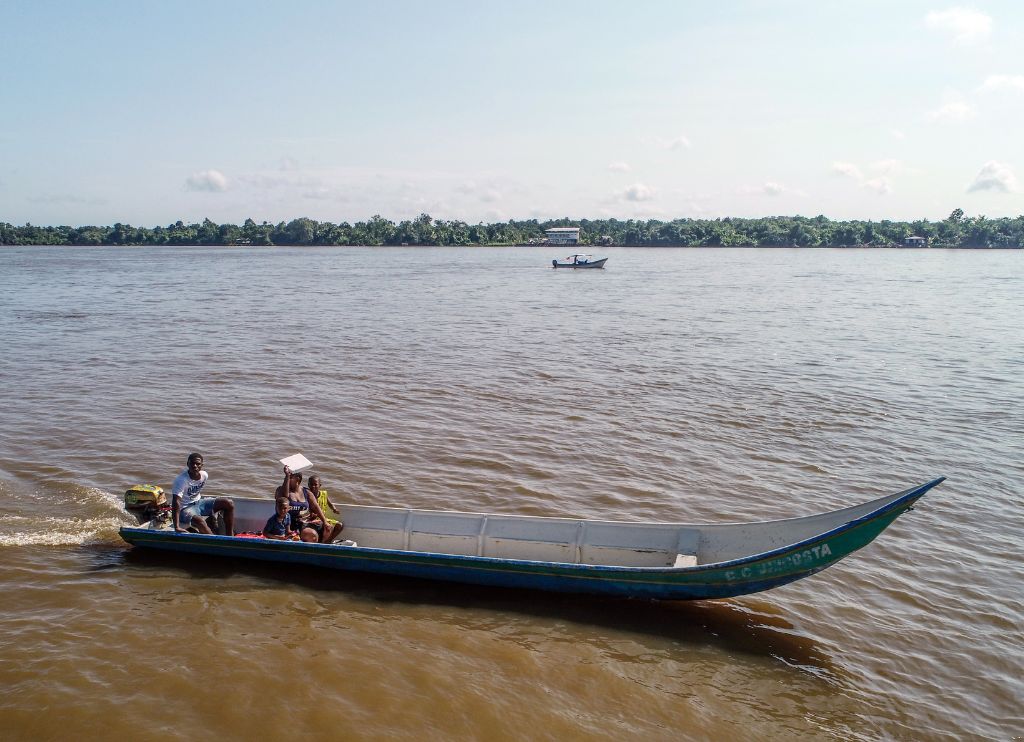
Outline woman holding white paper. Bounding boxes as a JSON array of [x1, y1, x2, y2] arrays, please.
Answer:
[[275, 465, 329, 543]]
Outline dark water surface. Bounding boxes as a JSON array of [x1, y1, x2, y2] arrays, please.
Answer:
[[0, 245, 1021, 740]]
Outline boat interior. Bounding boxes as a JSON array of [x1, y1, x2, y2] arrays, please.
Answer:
[[141, 490, 907, 569]]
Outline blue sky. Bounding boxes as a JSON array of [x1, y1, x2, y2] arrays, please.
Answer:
[[1, 0, 1022, 226]]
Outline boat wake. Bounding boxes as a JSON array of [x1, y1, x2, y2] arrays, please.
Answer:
[[0, 487, 133, 547], [0, 513, 129, 546]]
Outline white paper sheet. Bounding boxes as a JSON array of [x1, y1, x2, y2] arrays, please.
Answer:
[[279, 453, 313, 472]]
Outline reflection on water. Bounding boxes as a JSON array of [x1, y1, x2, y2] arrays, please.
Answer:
[[122, 547, 837, 678]]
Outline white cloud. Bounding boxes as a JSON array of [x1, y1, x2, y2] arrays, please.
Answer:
[[226, 164, 528, 222], [301, 187, 339, 200], [967, 161, 1018, 192], [622, 183, 656, 201], [864, 177, 893, 195], [978, 74, 1024, 94], [833, 161, 863, 179], [925, 7, 992, 45], [240, 173, 286, 190], [926, 100, 977, 122], [185, 169, 228, 192], [607, 161, 631, 172], [240, 171, 323, 191], [890, 128, 906, 140], [662, 133, 691, 150], [833, 161, 895, 194], [641, 133, 692, 150], [456, 181, 502, 202], [870, 159, 904, 175], [740, 181, 793, 196]]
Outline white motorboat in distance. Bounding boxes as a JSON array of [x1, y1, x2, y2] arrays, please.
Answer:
[[552, 254, 607, 269]]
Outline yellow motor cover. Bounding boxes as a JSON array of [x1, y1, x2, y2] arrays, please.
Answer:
[[124, 484, 167, 509]]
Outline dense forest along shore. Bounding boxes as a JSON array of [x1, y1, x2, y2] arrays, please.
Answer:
[[3, 209, 1022, 248]]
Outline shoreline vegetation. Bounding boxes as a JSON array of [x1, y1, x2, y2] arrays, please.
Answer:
[[3, 209, 1022, 248]]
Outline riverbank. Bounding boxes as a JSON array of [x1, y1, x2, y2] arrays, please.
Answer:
[[4, 242, 1021, 250], [4, 211, 1022, 249]]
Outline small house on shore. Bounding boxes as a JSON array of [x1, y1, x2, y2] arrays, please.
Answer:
[[545, 227, 580, 246], [903, 236, 927, 247]]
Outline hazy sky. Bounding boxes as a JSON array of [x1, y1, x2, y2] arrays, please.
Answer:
[[2, 0, 1022, 226]]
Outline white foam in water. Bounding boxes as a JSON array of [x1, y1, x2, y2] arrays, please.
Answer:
[[0, 514, 129, 547], [0, 488, 133, 547], [70, 486, 128, 510]]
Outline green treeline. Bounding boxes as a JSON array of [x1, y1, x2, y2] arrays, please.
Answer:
[[2, 209, 1022, 247]]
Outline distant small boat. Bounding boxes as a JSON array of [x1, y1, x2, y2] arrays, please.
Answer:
[[552, 254, 607, 269], [119, 478, 944, 600]]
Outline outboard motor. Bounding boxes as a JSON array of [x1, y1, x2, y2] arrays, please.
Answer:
[[124, 484, 171, 528]]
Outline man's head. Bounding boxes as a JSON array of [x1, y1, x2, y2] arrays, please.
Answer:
[[308, 475, 321, 493], [186, 453, 203, 479]]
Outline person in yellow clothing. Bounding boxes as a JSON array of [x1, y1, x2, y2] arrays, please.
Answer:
[[305, 474, 345, 544]]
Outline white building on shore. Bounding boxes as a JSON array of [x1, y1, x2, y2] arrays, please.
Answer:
[[545, 227, 580, 246]]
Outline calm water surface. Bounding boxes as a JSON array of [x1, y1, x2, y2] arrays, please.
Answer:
[[0, 245, 1021, 740]]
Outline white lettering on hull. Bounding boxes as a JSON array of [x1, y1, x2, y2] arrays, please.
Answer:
[[724, 543, 834, 581]]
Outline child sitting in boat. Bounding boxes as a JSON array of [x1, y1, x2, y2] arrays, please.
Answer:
[[306, 474, 345, 544], [263, 497, 300, 541]]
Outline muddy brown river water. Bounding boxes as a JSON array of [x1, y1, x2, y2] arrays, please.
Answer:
[[0, 245, 1020, 740]]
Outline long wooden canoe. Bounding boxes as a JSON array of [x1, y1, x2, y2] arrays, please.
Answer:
[[119, 478, 944, 600]]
